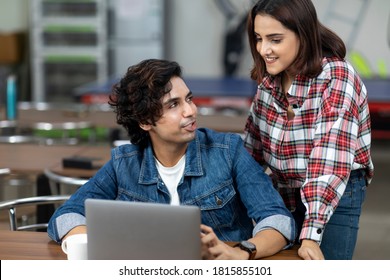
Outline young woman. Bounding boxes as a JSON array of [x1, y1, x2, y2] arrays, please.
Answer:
[[244, 0, 374, 260]]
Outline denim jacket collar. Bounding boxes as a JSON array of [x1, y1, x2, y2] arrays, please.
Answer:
[[139, 133, 204, 185]]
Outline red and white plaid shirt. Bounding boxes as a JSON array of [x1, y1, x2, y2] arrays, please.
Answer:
[[244, 56, 374, 243]]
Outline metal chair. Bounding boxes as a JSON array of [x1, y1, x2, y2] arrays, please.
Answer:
[[0, 167, 38, 208], [32, 169, 88, 224], [43, 168, 89, 197], [43, 168, 89, 186], [0, 195, 70, 231]]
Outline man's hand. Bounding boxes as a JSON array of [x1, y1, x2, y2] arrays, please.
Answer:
[[298, 239, 325, 260], [200, 224, 249, 260]]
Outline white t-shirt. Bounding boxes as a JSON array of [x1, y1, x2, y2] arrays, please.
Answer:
[[155, 155, 185, 206]]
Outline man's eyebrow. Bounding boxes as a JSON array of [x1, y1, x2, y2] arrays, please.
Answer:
[[163, 91, 193, 106], [163, 96, 179, 106]]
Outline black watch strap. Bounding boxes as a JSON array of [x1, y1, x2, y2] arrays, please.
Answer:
[[234, 241, 257, 260]]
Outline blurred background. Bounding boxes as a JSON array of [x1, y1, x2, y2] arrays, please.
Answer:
[[0, 0, 389, 259]]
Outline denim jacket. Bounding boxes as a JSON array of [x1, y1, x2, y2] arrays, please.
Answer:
[[48, 128, 296, 244]]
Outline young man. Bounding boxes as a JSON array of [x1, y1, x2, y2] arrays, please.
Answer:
[[48, 59, 296, 260]]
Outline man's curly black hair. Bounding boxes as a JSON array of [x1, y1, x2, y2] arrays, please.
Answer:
[[108, 59, 182, 146]]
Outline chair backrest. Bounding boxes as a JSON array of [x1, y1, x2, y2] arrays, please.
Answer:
[[44, 168, 89, 187], [43, 169, 88, 201], [0, 195, 70, 231]]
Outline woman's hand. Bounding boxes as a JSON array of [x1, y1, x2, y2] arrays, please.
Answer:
[[298, 239, 325, 260]]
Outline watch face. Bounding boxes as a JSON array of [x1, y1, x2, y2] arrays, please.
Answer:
[[241, 241, 256, 250], [237, 241, 257, 260]]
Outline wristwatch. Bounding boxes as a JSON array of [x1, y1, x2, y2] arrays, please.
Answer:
[[234, 241, 257, 260]]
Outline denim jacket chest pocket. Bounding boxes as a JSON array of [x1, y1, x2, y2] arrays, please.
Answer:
[[116, 183, 170, 204], [193, 180, 238, 229]]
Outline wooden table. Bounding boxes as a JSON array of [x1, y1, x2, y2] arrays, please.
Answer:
[[0, 143, 111, 176], [256, 245, 301, 260], [0, 144, 86, 175], [0, 230, 66, 260], [46, 145, 112, 178], [0, 230, 301, 260]]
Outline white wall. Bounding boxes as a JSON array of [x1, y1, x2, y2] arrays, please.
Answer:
[[166, 0, 224, 77], [313, 0, 390, 78], [0, 0, 29, 32], [0, 0, 389, 78], [166, 0, 254, 78], [167, 0, 390, 78]]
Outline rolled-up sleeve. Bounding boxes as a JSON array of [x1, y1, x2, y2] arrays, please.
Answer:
[[253, 214, 296, 248], [48, 213, 86, 243]]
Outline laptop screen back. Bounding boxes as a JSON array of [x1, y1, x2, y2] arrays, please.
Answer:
[[85, 199, 201, 260]]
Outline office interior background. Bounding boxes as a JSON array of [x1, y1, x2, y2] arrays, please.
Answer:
[[0, 0, 389, 259]]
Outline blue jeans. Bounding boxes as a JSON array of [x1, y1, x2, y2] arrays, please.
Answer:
[[293, 170, 367, 259]]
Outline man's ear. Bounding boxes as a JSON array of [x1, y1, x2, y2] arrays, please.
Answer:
[[139, 123, 151, 131]]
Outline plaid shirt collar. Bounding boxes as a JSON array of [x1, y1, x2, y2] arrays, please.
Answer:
[[261, 73, 313, 108]]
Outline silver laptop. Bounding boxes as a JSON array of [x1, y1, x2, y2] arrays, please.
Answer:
[[85, 198, 201, 260]]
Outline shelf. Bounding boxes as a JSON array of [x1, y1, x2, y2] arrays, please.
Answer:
[[30, 0, 107, 102]]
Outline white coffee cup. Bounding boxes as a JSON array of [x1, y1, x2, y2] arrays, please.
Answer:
[[61, 234, 88, 260]]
